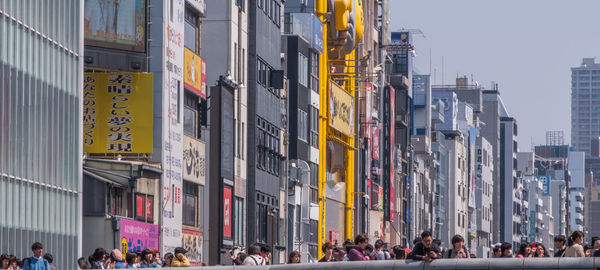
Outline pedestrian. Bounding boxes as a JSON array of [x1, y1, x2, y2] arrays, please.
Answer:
[[584, 244, 592, 257], [374, 240, 391, 260], [408, 231, 438, 261], [243, 244, 266, 266], [432, 239, 444, 257], [260, 245, 271, 265], [6, 255, 17, 270], [170, 248, 190, 267], [516, 242, 532, 258], [446, 235, 468, 258], [332, 248, 345, 262], [132, 252, 142, 268], [412, 237, 422, 248], [593, 240, 600, 257], [365, 244, 375, 260], [341, 239, 354, 261], [565, 231, 585, 257], [500, 242, 512, 258], [319, 242, 336, 262], [492, 245, 502, 258], [152, 251, 162, 267], [348, 234, 369, 261], [534, 243, 550, 258], [2, 254, 10, 270], [124, 254, 135, 269], [554, 235, 567, 257], [392, 246, 406, 260], [140, 249, 157, 268], [233, 252, 247, 266], [110, 250, 126, 269], [77, 257, 90, 270], [91, 248, 107, 269], [287, 251, 301, 264], [41, 254, 56, 270], [23, 242, 49, 270], [161, 253, 173, 268]]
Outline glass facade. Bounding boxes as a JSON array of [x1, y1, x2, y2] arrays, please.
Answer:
[[0, 1, 81, 269]]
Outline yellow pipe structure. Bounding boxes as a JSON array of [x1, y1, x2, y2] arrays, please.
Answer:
[[317, 0, 327, 260], [344, 52, 355, 242]]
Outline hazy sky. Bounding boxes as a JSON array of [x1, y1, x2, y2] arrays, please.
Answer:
[[389, 0, 600, 150]]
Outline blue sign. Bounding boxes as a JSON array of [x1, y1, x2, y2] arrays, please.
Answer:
[[539, 175, 551, 195], [313, 16, 323, 54]]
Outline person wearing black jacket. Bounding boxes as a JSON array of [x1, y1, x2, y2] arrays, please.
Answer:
[[554, 235, 567, 258], [409, 231, 438, 261]]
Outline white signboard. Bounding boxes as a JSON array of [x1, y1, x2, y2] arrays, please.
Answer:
[[161, 0, 185, 254], [183, 136, 206, 185]]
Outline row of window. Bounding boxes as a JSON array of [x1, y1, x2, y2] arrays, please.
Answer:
[[256, 117, 282, 176], [258, 0, 281, 27], [574, 70, 600, 75], [573, 75, 600, 81]]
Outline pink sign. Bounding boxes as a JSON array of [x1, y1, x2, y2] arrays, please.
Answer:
[[121, 219, 159, 253]]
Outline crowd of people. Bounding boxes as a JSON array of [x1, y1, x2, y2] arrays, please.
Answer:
[[6, 230, 600, 269], [314, 230, 600, 263]]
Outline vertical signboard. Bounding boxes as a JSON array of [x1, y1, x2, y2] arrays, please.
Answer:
[[329, 81, 355, 137], [184, 48, 206, 98], [389, 86, 395, 222], [468, 126, 477, 209], [539, 175, 551, 195], [529, 210, 536, 242], [313, 15, 323, 54], [161, 0, 185, 254], [223, 186, 233, 240]]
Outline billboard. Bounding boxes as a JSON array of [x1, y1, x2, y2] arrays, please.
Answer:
[[539, 175, 551, 195], [391, 32, 410, 45], [432, 91, 458, 131], [83, 72, 153, 154], [329, 81, 354, 137], [184, 48, 207, 98], [183, 136, 206, 185], [182, 230, 203, 266], [84, 0, 146, 52], [120, 219, 159, 256]]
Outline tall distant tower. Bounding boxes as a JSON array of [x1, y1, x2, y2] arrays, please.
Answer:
[[571, 58, 600, 156]]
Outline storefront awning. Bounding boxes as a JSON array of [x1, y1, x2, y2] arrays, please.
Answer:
[[83, 168, 129, 187]]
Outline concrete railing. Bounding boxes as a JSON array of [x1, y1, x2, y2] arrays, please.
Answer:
[[172, 258, 600, 270]]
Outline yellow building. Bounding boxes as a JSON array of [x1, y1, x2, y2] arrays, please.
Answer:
[[316, 0, 364, 258]]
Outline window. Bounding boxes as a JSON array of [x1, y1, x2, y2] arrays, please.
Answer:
[[310, 163, 318, 204], [298, 109, 308, 142], [183, 181, 199, 227], [135, 193, 154, 223], [185, 7, 200, 54], [256, 117, 281, 176], [234, 197, 244, 245], [184, 91, 199, 137], [299, 53, 309, 87], [309, 106, 319, 148], [257, 203, 268, 242], [310, 52, 319, 93]]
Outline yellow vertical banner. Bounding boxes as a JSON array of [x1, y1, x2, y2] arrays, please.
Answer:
[[83, 72, 153, 154]]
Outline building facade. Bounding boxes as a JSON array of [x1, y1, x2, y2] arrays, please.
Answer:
[[0, 1, 83, 268], [246, 0, 286, 263], [203, 0, 248, 264], [571, 58, 600, 156], [475, 137, 493, 258], [568, 151, 585, 233]]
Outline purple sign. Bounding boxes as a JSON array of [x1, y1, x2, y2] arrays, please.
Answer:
[[121, 219, 159, 253]]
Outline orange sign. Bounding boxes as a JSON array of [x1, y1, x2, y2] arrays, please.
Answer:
[[184, 48, 206, 98]]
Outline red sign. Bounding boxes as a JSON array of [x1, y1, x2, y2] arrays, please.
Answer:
[[146, 197, 153, 218], [223, 186, 233, 239], [372, 126, 380, 161]]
